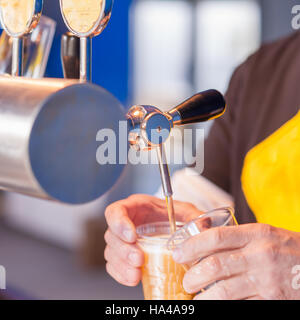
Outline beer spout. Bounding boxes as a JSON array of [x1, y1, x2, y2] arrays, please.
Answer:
[[127, 89, 226, 233], [127, 89, 226, 151]]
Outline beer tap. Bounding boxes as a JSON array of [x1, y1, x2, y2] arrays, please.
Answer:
[[127, 90, 226, 232], [0, 76, 225, 206], [0, 2, 228, 210], [0, 0, 43, 76], [60, 0, 114, 82]]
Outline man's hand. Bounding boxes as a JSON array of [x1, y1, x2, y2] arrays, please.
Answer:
[[173, 223, 300, 300], [104, 194, 202, 287]]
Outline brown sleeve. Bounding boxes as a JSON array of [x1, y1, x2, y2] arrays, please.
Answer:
[[202, 63, 246, 194]]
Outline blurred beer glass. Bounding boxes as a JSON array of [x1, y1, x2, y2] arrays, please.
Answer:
[[137, 207, 236, 300], [0, 29, 10, 74], [0, 15, 55, 77]]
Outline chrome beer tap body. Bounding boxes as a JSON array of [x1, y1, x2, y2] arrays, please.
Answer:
[[126, 90, 226, 232]]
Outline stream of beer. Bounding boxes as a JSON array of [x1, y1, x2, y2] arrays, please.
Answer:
[[166, 195, 176, 234]]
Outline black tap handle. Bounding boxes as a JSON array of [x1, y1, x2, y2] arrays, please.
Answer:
[[61, 32, 80, 79], [169, 89, 226, 125]]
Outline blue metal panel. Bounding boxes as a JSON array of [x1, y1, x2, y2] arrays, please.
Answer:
[[43, 0, 132, 105]]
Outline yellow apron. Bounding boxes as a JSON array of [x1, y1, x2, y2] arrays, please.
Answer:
[[241, 111, 300, 232]]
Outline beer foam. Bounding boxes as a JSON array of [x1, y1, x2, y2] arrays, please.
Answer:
[[139, 233, 194, 300], [138, 234, 170, 254]]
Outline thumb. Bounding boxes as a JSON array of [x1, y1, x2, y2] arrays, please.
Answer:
[[105, 202, 137, 243]]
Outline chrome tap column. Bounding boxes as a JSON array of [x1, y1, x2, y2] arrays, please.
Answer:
[[60, 0, 114, 82], [0, 76, 125, 204]]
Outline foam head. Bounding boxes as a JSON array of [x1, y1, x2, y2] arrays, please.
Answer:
[[137, 222, 194, 300]]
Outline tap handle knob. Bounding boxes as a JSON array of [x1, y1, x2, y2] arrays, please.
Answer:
[[168, 89, 226, 125], [61, 32, 80, 79]]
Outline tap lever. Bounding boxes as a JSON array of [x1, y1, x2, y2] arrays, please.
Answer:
[[168, 89, 226, 125], [61, 32, 80, 79]]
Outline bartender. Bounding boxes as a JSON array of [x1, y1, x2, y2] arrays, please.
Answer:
[[104, 31, 300, 300]]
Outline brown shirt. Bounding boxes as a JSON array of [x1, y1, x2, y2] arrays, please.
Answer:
[[203, 31, 300, 224]]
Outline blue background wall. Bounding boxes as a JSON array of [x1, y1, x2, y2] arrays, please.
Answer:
[[43, 0, 132, 105]]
